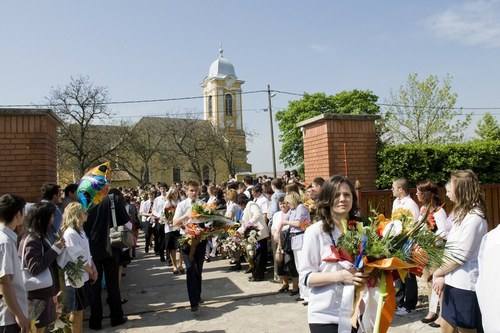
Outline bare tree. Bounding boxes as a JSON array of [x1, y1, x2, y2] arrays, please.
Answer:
[[47, 75, 121, 178]]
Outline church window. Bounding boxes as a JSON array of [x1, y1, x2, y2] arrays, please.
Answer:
[[173, 167, 181, 182], [225, 94, 233, 116], [208, 96, 213, 117], [202, 165, 210, 181]]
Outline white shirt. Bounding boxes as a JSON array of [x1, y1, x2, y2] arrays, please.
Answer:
[[241, 201, 269, 240], [476, 225, 500, 332], [0, 225, 28, 326], [62, 227, 92, 285], [225, 201, 241, 220], [445, 209, 487, 291], [173, 197, 199, 224], [139, 199, 154, 222], [254, 194, 269, 218], [298, 221, 344, 324], [392, 195, 420, 221], [163, 199, 180, 233], [152, 195, 167, 223]]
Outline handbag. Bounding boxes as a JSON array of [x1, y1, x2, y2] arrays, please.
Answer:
[[108, 194, 134, 249], [21, 236, 53, 292]]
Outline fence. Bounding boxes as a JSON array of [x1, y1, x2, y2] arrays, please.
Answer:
[[357, 184, 500, 230]]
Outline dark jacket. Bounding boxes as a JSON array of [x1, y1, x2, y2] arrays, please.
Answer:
[[19, 235, 60, 299], [84, 193, 129, 261]]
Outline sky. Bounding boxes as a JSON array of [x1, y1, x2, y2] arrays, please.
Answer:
[[2, 1, 500, 174]]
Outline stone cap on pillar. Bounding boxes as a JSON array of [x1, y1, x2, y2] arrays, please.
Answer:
[[0, 108, 63, 124], [296, 113, 380, 129]]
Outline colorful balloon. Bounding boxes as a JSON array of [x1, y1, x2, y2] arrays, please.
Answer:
[[77, 162, 111, 212]]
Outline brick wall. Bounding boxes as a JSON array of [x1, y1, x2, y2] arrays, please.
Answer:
[[299, 114, 380, 190], [0, 109, 60, 202]]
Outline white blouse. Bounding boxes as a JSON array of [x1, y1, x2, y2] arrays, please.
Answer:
[[63, 227, 92, 285], [444, 209, 487, 291], [299, 221, 344, 324]]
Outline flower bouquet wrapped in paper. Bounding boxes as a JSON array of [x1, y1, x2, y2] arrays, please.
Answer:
[[190, 202, 235, 225], [57, 246, 86, 288], [164, 205, 176, 226], [325, 207, 447, 333], [221, 225, 243, 260]]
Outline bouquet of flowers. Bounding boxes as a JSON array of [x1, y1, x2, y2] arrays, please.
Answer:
[[57, 246, 86, 288], [49, 293, 72, 333], [239, 222, 261, 259], [221, 225, 243, 260], [29, 299, 45, 332], [328, 207, 447, 333], [164, 205, 176, 226]]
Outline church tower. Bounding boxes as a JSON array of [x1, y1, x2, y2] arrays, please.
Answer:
[[201, 45, 251, 173]]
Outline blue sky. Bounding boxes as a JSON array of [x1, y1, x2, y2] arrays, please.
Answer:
[[2, 1, 500, 174]]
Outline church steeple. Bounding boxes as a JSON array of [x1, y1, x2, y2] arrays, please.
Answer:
[[201, 45, 245, 131]]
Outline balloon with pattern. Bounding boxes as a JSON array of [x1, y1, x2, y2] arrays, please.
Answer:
[[77, 162, 111, 212]]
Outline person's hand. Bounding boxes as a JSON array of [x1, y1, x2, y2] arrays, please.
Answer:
[[433, 276, 445, 295], [15, 313, 30, 333], [341, 268, 369, 286], [54, 237, 65, 249]]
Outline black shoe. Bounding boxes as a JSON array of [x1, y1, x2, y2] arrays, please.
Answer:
[[303, 301, 309, 306], [199, 299, 205, 304], [205, 256, 210, 262], [89, 323, 102, 331], [120, 298, 128, 304], [145, 247, 149, 254], [111, 316, 128, 327], [277, 285, 289, 293], [429, 322, 441, 328], [229, 264, 242, 271], [421, 314, 439, 323], [191, 306, 199, 312], [289, 289, 299, 296], [295, 297, 304, 302], [160, 257, 166, 262], [248, 276, 263, 282], [179, 268, 185, 274]]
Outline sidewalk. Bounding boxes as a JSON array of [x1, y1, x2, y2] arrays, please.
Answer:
[[85, 241, 441, 333]]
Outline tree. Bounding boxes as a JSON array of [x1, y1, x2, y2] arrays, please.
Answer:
[[383, 73, 471, 145], [475, 112, 500, 140], [47, 75, 122, 179], [275, 90, 380, 169]]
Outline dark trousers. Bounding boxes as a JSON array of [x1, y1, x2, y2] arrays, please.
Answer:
[[182, 240, 207, 308], [89, 255, 124, 327], [396, 272, 418, 310], [157, 224, 166, 260], [252, 238, 268, 280], [0, 324, 20, 333], [145, 222, 156, 253]]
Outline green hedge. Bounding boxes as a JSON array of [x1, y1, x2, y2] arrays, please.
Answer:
[[376, 140, 500, 189]]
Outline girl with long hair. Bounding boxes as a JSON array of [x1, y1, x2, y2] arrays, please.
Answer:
[[60, 202, 97, 333], [163, 186, 184, 274], [433, 170, 487, 332], [299, 175, 368, 333]]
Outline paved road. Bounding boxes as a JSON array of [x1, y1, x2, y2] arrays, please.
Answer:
[[84, 239, 441, 333]]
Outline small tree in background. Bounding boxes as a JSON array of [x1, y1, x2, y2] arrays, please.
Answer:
[[382, 73, 471, 145], [475, 112, 500, 140]]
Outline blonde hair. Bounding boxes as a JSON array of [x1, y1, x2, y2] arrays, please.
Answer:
[[61, 202, 85, 233], [450, 170, 486, 222], [284, 191, 302, 208], [226, 189, 237, 202]]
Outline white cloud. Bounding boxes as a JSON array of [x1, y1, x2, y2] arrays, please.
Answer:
[[308, 43, 329, 52], [426, 0, 500, 47]]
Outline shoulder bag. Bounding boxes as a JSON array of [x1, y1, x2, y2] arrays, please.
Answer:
[[109, 194, 134, 249], [21, 236, 53, 292]]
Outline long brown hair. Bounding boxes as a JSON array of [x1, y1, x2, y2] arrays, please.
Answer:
[[416, 180, 443, 207], [316, 175, 359, 234], [450, 170, 486, 222]]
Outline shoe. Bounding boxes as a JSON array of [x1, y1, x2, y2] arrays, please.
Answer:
[[191, 306, 199, 312], [303, 301, 309, 306], [395, 307, 411, 316], [429, 322, 441, 328], [229, 264, 242, 271], [199, 299, 205, 304], [145, 247, 149, 254], [295, 297, 304, 302], [173, 269, 179, 275], [205, 256, 211, 262], [160, 257, 166, 262], [111, 316, 128, 327], [289, 289, 299, 296], [421, 314, 439, 323], [248, 276, 263, 282], [244, 268, 254, 274], [179, 268, 185, 274], [89, 323, 102, 331], [277, 285, 289, 293], [120, 298, 128, 304]]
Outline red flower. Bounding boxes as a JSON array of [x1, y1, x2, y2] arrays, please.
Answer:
[[348, 220, 357, 230]]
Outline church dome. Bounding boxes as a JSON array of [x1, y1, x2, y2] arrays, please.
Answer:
[[208, 47, 237, 79]]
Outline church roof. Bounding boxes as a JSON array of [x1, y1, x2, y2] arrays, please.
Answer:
[[207, 47, 237, 80]]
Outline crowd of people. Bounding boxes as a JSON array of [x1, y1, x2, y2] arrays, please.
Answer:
[[0, 168, 498, 332]]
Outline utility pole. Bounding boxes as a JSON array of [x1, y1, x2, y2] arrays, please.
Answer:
[[268, 84, 277, 179]]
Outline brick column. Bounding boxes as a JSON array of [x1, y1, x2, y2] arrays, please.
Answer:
[[0, 109, 61, 202], [297, 114, 380, 190]]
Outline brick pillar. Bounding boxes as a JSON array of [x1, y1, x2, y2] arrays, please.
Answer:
[[0, 109, 61, 202], [297, 114, 380, 190]]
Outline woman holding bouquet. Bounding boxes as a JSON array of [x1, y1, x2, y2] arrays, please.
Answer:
[[60, 202, 97, 333], [163, 186, 184, 275], [299, 175, 369, 333], [433, 170, 487, 332], [415, 180, 448, 327], [19, 202, 65, 333]]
